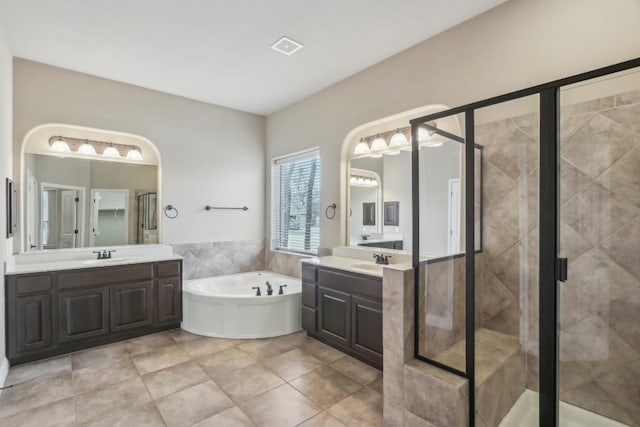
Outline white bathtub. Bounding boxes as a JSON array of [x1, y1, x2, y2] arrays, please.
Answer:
[[181, 270, 302, 339]]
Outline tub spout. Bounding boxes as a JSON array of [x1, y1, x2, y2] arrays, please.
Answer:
[[252, 286, 261, 296], [265, 281, 273, 296]]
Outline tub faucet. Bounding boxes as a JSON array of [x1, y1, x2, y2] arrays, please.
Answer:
[[252, 286, 261, 296], [265, 281, 273, 296], [278, 285, 287, 295]]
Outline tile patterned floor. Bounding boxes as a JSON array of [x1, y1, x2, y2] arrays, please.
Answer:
[[0, 329, 383, 426]]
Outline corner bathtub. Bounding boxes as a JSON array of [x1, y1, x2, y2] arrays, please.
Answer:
[[181, 271, 302, 339]]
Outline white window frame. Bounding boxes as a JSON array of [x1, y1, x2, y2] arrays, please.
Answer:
[[271, 148, 321, 255]]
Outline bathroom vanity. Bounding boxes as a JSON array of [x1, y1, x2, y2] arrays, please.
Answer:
[[5, 250, 182, 365], [301, 257, 383, 369]]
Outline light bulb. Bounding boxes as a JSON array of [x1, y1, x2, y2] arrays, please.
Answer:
[[49, 137, 71, 153], [389, 129, 409, 148], [350, 176, 357, 185], [78, 141, 97, 155], [353, 138, 370, 155], [369, 134, 387, 152], [126, 147, 143, 161], [103, 145, 121, 158]]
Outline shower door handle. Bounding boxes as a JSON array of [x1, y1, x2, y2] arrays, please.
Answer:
[[556, 258, 568, 282]]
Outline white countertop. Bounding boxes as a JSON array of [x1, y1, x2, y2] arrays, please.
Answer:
[[5, 244, 182, 275], [6, 254, 183, 275]]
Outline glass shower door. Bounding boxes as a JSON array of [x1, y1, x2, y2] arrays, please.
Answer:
[[558, 68, 640, 426]]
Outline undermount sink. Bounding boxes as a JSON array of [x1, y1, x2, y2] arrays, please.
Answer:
[[80, 258, 129, 265], [350, 263, 384, 272]]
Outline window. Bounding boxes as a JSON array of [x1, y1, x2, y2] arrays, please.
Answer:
[[272, 149, 320, 254]]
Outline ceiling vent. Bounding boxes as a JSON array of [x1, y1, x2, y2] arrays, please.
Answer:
[[271, 36, 304, 56]]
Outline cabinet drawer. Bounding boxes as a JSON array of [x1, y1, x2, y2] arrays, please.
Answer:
[[15, 274, 51, 294], [302, 265, 317, 282], [59, 264, 154, 289], [157, 261, 181, 278], [302, 282, 317, 308], [317, 268, 382, 301]]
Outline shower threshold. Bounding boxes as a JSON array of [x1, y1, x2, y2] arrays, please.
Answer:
[[499, 389, 630, 427]]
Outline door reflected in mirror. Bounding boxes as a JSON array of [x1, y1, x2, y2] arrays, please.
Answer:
[[25, 153, 158, 250]]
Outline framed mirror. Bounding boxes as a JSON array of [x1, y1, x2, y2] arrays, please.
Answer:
[[22, 124, 160, 251], [363, 202, 376, 226], [383, 201, 399, 226]]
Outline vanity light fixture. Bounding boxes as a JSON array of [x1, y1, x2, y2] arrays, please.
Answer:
[[49, 136, 71, 153], [418, 122, 443, 148], [350, 174, 378, 187], [370, 134, 388, 153], [389, 128, 409, 148], [78, 139, 97, 155], [353, 137, 371, 155]]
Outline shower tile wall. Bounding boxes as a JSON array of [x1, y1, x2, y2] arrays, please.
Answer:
[[474, 89, 640, 426], [172, 240, 265, 280]]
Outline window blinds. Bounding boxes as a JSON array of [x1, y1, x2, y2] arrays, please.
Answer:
[[272, 150, 320, 254]]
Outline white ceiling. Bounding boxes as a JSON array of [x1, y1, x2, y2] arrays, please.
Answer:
[[0, 0, 507, 115]]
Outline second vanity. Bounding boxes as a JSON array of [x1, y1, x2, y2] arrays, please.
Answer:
[[301, 247, 411, 370], [5, 245, 182, 365]]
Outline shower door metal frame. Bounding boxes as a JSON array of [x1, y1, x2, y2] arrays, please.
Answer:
[[411, 56, 640, 427]]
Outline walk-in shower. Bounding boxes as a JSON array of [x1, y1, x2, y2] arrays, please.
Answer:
[[412, 58, 640, 427]]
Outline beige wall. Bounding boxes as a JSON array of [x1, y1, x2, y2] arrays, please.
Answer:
[[265, 0, 640, 250], [0, 21, 12, 385], [13, 59, 266, 250]]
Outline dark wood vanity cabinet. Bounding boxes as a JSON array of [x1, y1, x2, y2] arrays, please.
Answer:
[[302, 264, 383, 369], [6, 260, 182, 365]]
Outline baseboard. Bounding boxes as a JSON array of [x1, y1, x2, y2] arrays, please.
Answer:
[[0, 357, 9, 396]]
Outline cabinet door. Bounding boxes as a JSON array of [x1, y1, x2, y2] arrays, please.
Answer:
[[14, 294, 53, 355], [111, 281, 154, 332], [318, 286, 351, 346], [351, 295, 383, 363], [156, 277, 182, 324], [59, 287, 109, 342]]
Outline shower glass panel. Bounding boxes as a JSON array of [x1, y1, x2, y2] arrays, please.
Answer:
[[474, 95, 540, 427], [415, 112, 468, 375], [558, 68, 640, 426]]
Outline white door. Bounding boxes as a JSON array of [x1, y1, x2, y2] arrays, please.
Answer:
[[26, 170, 39, 250], [448, 178, 461, 254], [59, 190, 79, 248]]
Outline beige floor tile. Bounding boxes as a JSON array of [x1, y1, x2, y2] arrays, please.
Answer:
[[72, 358, 139, 394], [289, 366, 361, 409], [5, 355, 71, 386], [238, 337, 294, 360], [298, 338, 345, 364], [72, 342, 130, 370], [155, 381, 234, 427], [0, 372, 74, 419], [328, 387, 383, 427], [142, 360, 209, 400], [216, 362, 284, 402], [238, 384, 320, 427], [192, 406, 255, 427], [131, 343, 191, 375], [368, 375, 384, 394], [83, 401, 165, 427], [168, 328, 201, 344], [75, 376, 152, 424], [330, 356, 382, 385], [262, 348, 323, 381], [280, 330, 309, 347], [0, 396, 75, 427], [178, 336, 238, 358], [196, 347, 256, 380], [125, 332, 176, 357], [297, 411, 346, 427]]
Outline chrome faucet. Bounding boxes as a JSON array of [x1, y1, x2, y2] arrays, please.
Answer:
[[93, 249, 116, 260], [373, 253, 391, 265]]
